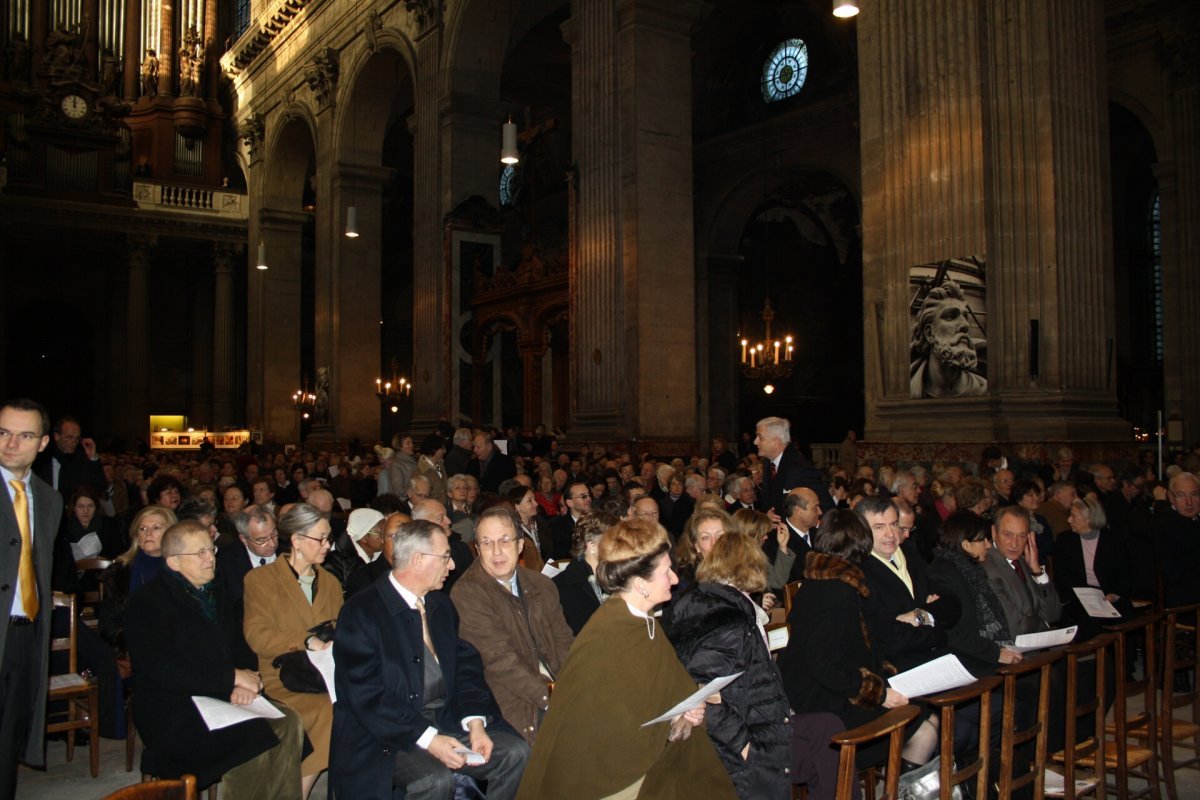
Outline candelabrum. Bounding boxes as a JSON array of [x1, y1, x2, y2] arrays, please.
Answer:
[[375, 360, 412, 413], [738, 298, 794, 380]]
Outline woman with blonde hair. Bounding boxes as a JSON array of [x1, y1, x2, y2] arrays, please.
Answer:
[[243, 503, 343, 798], [100, 505, 179, 648], [669, 533, 792, 798]]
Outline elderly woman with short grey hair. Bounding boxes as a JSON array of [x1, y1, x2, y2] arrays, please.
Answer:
[[1053, 494, 1135, 639], [243, 502, 343, 798]]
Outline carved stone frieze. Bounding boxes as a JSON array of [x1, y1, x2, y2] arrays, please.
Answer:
[[405, 0, 444, 29], [239, 112, 266, 157]]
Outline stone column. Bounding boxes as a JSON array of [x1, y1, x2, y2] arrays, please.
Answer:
[[203, 0, 218, 103], [248, 209, 307, 443], [439, 92, 510, 218], [157, 0, 173, 96], [125, 236, 153, 446], [30, 0, 47, 67], [332, 163, 390, 443], [122, 0, 141, 99], [190, 261, 213, 428], [858, 0, 1126, 443], [410, 22, 447, 430], [704, 254, 741, 442], [1159, 43, 1200, 445], [562, 0, 703, 445], [212, 245, 236, 429]]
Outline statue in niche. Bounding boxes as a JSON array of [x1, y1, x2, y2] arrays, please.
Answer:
[[314, 367, 331, 424], [100, 48, 119, 96], [8, 33, 30, 84], [178, 27, 204, 98], [140, 49, 158, 98]]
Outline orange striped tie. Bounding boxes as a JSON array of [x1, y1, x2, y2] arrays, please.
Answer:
[[9, 479, 38, 620]]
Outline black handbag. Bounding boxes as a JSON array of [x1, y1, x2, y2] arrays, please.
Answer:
[[271, 619, 336, 694]]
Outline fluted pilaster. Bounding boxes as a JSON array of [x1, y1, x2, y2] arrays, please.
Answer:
[[212, 245, 236, 428], [125, 236, 152, 445]]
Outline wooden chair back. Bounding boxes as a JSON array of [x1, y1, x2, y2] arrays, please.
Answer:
[[995, 648, 1063, 799], [75, 556, 112, 613], [102, 774, 198, 800], [926, 676, 1003, 799], [784, 580, 801, 617], [1159, 605, 1200, 800], [1104, 612, 1163, 800], [831, 704, 920, 800], [47, 591, 100, 777], [1058, 632, 1115, 799]]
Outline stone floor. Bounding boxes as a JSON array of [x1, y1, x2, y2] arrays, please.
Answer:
[[15, 703, 1200, 799]]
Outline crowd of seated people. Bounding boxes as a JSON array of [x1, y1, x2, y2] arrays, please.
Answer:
[[27, 410, 1200, 799]]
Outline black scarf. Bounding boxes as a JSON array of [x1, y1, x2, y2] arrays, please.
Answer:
[[168, 568, 218, 623], [938, 546, 1011, 644]]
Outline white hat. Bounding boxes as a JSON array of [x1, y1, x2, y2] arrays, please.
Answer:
[[346, 508, 386, 542]]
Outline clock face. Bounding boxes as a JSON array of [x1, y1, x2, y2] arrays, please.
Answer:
[[60, 94, 89, 119], [761, 39, 809, 104]]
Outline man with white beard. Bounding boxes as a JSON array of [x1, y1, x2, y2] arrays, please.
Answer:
[[909, 279, 988, 398]]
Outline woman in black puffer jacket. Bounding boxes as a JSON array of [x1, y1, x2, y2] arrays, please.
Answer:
[[669, 532, 792, 799]]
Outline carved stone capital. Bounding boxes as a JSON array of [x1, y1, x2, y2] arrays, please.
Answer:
[[239, 112, 266, 158], [405, 0, 444, 30], [365, 10, 383, 53], [304, 47, 339, 108]]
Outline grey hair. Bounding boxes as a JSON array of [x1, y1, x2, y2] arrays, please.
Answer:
[[1169, 471, 1200, 493], [708, 467, 727, 482], [725, 475, 752, 495], [890, 471, 916, 495], [453, 427, 473, 446], [684, 473, 706, 493], [277, 502, 329, 540], [234, 504, 275, 538], [393, 518, 443, 569], [993, 504, 1031, 530], [408, 474, 432, 492], [756, 416, 791, 445], [447, 473, 471, 492], [1071, 496, 1107, 531]]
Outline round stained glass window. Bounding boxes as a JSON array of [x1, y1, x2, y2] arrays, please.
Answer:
[[499, 165, 515, 207], [762, 38, 809, 103]]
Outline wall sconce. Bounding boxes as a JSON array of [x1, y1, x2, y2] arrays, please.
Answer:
[[256, 242, 268, 270], [345, 205, 359, 238], [501, 116, 519, 165], [833, 1, 859, 18]]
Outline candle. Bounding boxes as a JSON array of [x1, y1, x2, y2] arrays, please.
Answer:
[[774, 341, 781, 363], [741, 339, 748, 364], [750, 348, 756, 368]]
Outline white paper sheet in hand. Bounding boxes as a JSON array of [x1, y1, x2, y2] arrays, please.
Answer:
[[540, 561, 564, 579], [1012, 626, 1078, 653], [192, 695, 285, 731], [886, 654, 975, 699], [1073, 587, 1121, 618], [641, 672, 744, 727], [454, 748, 486, 766], [307, 648, 337, 702]]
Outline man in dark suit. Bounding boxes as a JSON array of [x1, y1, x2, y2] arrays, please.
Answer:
[[215, 505, 279, 607], [983, 505, 1062, 637], [125, 520, 303, 795], [857, 496, 957, 672], [767, 487, 823, 586], [0, 399, 63, 800], [330, 518, 528, 800], [470, 432, 516, 494], [753, 416, 833, 517], [1154, 472, 1200, 608], [32, 415, 105, 500], [667, 473, 705, 539], [550, 482, 592, 559]]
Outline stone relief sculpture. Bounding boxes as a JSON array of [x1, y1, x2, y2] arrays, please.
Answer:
[[909, 259, 988, 399], [314, 367, 331, 424], [179, 27, 205, 98]]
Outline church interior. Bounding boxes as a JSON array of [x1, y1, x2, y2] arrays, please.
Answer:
[[1, 0, 1197, 459]]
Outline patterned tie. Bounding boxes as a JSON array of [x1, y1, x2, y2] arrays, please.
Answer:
[[1011, 559, 1025, 581], [9, 479, 38, 619], [416, 596, 438, 662]]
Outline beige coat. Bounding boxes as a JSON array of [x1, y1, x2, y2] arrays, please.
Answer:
[[243, 557, 343, 774]]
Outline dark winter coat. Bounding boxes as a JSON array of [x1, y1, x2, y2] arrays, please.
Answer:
[[778, 552, 894, 731], [670, 583, 792, 800]]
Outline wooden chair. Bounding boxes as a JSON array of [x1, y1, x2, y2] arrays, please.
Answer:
[[141, 773, 217, 800], [74, 556, 112, 625], [783, 580, 802, 617], [46, 591, 100, 777], [830, 704, 920, 800], [1097, 613, 1163, 800], [926, 675, 1003, 799], [1051, 632, 1116, 798], [1156, 604, 1200, 800], [995, 648, 1063, 799], [103, 774, 198, 800]]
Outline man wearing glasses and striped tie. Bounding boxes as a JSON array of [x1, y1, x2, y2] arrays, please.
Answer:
[[0, 398, 61, 800]]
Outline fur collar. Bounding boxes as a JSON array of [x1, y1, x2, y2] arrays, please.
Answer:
[[803, 552, 870, 599]]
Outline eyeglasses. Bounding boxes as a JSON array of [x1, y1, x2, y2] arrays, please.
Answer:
[[633, 511, 659, 520], [296, 533, 331, 546], [569, 494, 591, 501], [247, 532, 279, 546], [0, 429, 42, 443], [478, 536, 516, 550], [177, 545, 218, 559], [419, 552, 452, 563]]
